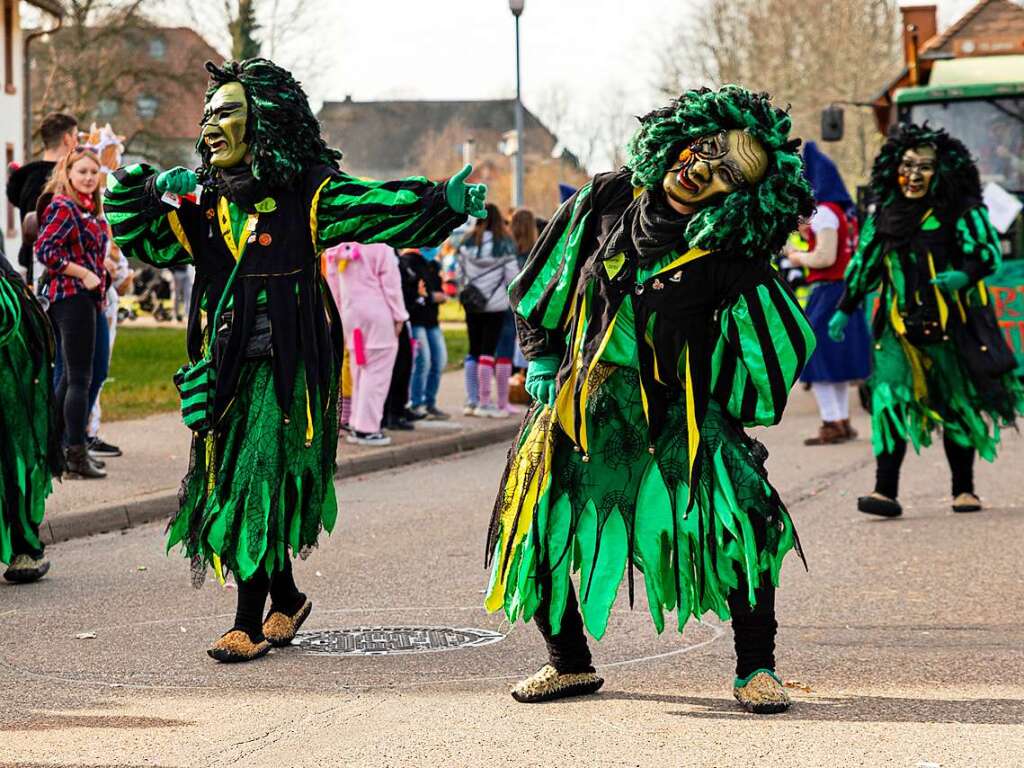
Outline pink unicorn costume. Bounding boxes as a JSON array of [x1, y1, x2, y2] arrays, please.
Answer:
[[328, 242, 408, 435]]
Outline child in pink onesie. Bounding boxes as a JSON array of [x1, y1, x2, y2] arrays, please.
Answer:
[[329, 242, 409, 446]]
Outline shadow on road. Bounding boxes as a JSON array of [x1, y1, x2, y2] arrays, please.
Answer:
[[600, 690, 1024, 724]]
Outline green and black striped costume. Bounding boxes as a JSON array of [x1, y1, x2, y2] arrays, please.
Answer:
[[0, 257, 61, 565], [106, 163, 464, 582], [839, 204, 1023, 458], [486, 171, 815, 637]]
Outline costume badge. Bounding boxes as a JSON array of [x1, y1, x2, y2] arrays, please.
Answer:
[[258, 233, 273, 247], [255, 197, 277, 213], [652, 279, 665, 291], [669, 271, 682, 282]]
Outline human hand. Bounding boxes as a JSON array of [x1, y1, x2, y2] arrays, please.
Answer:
[[525, 355, 560, 406], [445, 164, 487, 218], [394, 320, 405, 337], [930, 270, 969, 294], [431, 291, 448, 304], [417, 279, 427, 297], [155, 167, 198, 195], [828, 310, 850, 342], [80, 271, 102, 291]]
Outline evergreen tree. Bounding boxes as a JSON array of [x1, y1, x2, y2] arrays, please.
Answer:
[[229, 0, 261, 60]]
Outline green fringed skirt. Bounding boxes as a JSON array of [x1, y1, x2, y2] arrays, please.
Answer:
[[486, 366, 797, 639], [869, 328, 1024, 459], [0, 300, 56, 564], [169, 360, 339, 584]]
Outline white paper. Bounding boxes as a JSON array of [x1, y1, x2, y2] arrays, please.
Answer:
[[982, 181, 1023, 234]]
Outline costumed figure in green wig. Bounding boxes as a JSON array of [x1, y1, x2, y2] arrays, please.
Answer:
[[485, 86, 816, 714], [0, 249, 62, 584], [829, 123, 1023, 518], [105, 59, 485, 663]]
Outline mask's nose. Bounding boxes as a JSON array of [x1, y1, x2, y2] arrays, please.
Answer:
[[690, 160, 712, 185]]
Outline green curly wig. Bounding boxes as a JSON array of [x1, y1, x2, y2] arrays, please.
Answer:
[[627, 85, 813, 255], [870, 122, 981, 212], [197, 58, 342, 186]]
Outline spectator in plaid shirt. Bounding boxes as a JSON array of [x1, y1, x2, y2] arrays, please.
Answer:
[[34, 147, 110, 480]]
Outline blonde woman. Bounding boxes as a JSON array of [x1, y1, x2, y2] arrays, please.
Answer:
[[35, 148, 109, 479]]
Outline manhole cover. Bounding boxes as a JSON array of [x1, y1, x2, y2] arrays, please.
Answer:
[[293, 626, 504, 656]]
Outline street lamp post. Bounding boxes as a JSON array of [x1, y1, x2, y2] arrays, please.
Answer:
[[510, 0, 525, 208]]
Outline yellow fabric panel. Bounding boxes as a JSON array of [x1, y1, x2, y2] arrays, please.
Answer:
[[167, 210, 194, 258], [309, 176, 332, 251]]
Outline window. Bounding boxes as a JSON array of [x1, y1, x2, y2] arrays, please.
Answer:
[[148, 37, 166, 60], [6, 144, 15, 237], [136, 94, 159, 119], [4, 0, 14, 95], [96, 98, 120, 118]]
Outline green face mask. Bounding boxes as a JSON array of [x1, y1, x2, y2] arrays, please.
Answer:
[[200, 81, 249, 169]]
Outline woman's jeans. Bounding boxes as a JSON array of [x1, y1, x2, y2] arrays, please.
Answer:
[[410, 324, 447, 408], [53, 300, 110, 437], [49, 294, 99, 446]]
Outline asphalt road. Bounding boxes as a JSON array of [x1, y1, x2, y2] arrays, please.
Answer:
[[2, 392, 1022, 767]]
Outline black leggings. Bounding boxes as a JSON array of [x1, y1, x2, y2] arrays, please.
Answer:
[[875, 432, 975, 499], [466, 311, 506, 359], [233, 558, 306, 637], [532, 572, 777, 679], [49, 293, 97, 446]]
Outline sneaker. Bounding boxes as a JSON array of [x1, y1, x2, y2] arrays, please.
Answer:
[[474, 404, 510, 419], [345, 431, 392, 447], [463, 402, 479, 416], [383, 416, 415, 431], [425, 405, 450, 421], [404, 406, 427, 422], [88, 436, 122, 457], [339, 422, 352, 434]]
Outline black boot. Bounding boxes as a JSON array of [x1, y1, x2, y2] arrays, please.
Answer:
[[65, 444, 106, 479]]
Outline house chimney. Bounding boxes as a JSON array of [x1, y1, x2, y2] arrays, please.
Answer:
[[901, 5, 939, 83]]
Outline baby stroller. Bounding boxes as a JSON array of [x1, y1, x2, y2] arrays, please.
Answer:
[[131, 266, 174, 322]]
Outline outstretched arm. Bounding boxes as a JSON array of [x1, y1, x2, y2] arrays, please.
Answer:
[[314, 164, 485, 252], [105, 164, 198, 267]]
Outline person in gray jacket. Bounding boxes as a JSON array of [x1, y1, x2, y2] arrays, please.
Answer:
[[455, 204, 519, 418]]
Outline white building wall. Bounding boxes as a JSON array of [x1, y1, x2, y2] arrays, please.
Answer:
[[1, 1, 26, 263]]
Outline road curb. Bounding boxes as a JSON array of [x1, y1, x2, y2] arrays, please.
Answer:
[[39, 419, 519, 546]]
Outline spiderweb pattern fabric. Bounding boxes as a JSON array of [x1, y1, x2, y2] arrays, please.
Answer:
[[486, 365, 795, 639], [170, 359, 339, 584]]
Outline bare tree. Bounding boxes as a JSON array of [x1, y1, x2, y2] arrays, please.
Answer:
[[656, 0, 901, 186], [31, 0, 160, 136]]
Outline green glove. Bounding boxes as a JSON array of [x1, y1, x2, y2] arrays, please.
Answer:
[[828, 310, 850, 342], [525, 355, 560, 406], [155, 167, 198, 195], [931, 270, 969, 294], [445, 164, 488, 218]]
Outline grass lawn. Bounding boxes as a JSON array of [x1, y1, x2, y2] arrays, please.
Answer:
[[100, 324, 469, 422], [102, 327, 187, 421]]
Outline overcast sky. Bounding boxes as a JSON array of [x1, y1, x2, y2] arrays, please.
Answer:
[[155, 0, 986, 170], [295, 0, 980, 105]]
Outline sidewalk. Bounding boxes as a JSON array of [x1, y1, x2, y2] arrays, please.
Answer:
[[41, 368, 521, 545]]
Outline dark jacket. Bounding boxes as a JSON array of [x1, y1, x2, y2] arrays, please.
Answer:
[[399, 249, 444, 328], [6, 160, 56, 272]]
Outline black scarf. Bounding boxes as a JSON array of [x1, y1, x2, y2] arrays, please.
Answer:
[[874, 195, 931, 251], [603, 188, 691, 266], [211, 164, 267, 214]]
